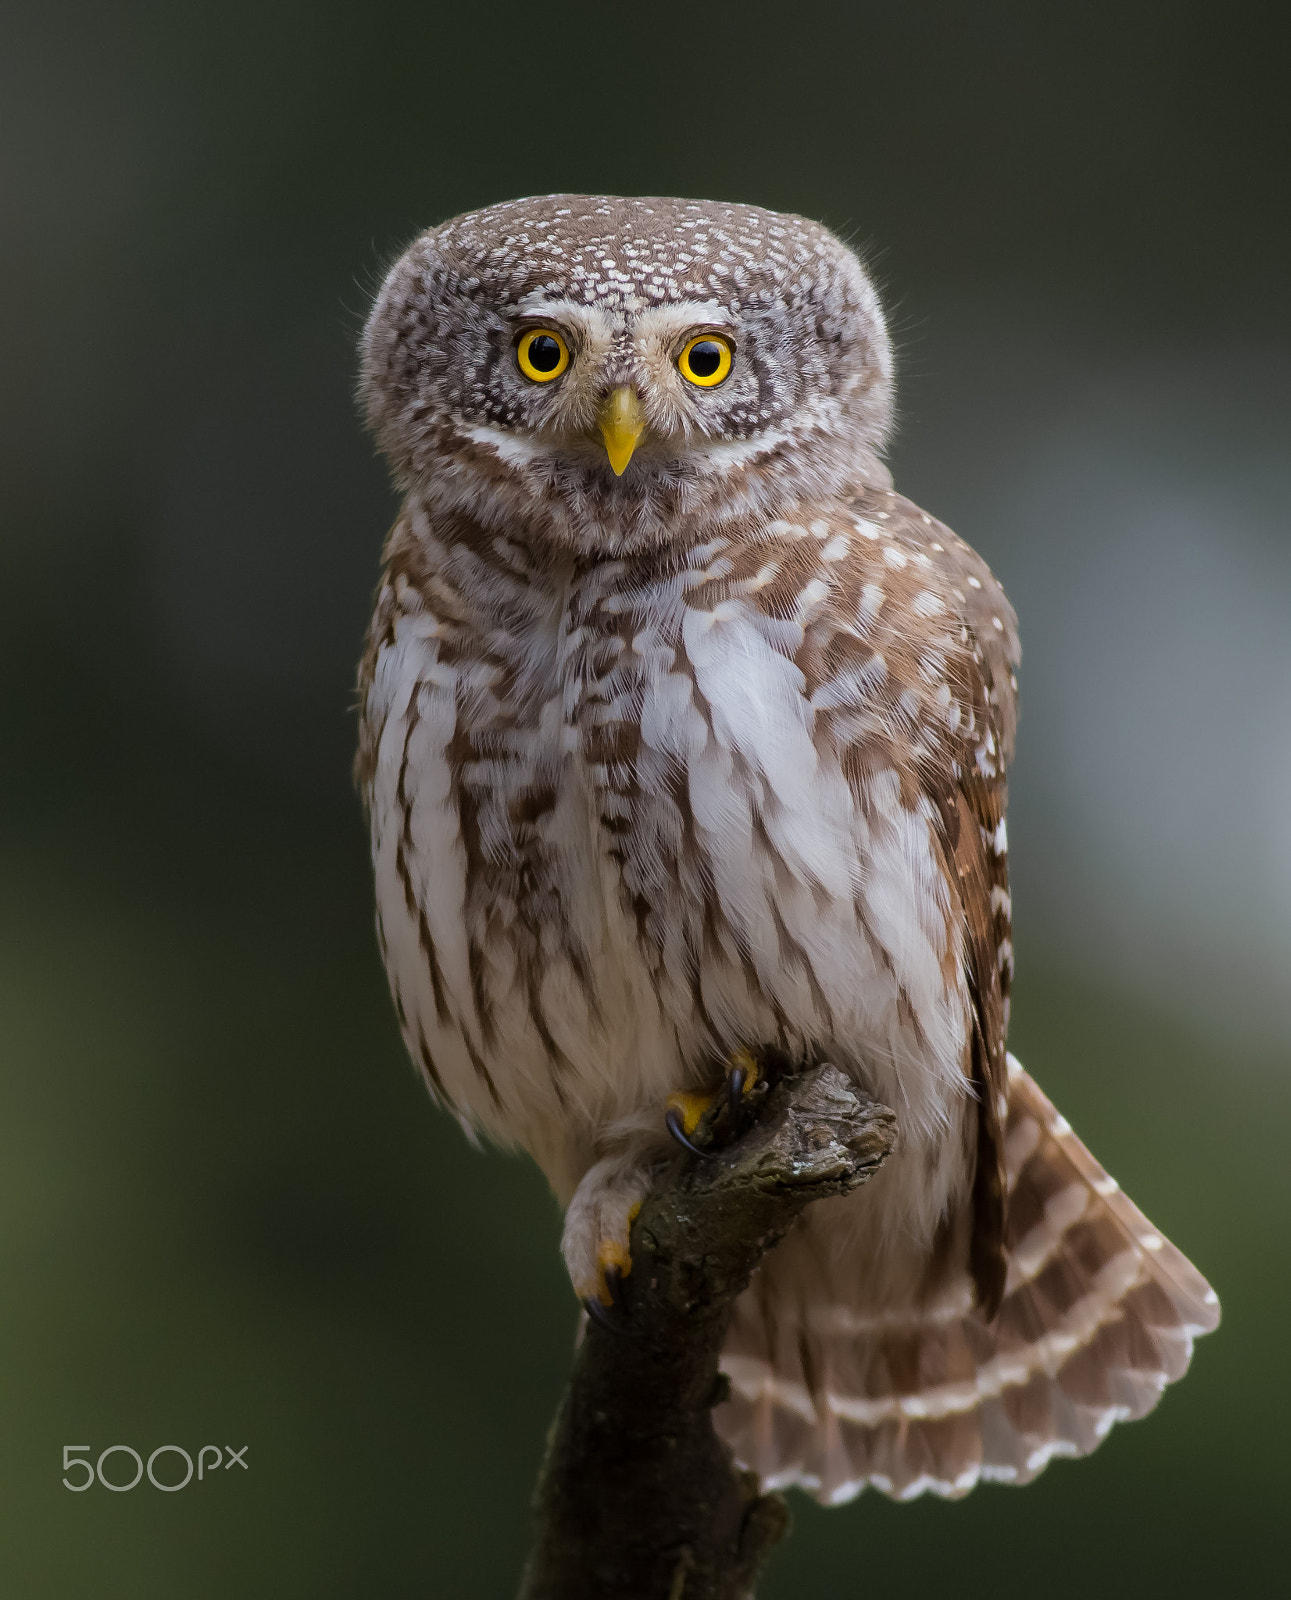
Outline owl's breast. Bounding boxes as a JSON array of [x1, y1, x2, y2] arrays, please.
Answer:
[[364, 545, 973, 1189], [362, 561, 697, 1155]]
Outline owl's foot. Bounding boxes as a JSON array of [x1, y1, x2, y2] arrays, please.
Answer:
[[564, 1055, 766, 1323], [563, 1160, 651, 1316], [665, 1048, 762, 1157], [578, 1212, 642, 1335]]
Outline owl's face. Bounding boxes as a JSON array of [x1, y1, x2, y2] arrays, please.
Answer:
[[361, 196, 893, 551]]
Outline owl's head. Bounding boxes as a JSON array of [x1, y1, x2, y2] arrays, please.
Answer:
[[360, 195, 893, 551]]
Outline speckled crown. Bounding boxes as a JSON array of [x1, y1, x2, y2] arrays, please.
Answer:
[[429, 193, 853, 316]]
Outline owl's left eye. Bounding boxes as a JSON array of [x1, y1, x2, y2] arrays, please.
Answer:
[[677, 333, 733, 387], [516, 328, 570, 383]]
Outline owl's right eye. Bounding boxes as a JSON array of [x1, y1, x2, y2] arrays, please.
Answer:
[[516, 328, 570, 383]]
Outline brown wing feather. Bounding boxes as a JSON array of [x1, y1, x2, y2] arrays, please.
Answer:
[[934, 775, 1011, 1316], [861, 490, 1021, 1317]]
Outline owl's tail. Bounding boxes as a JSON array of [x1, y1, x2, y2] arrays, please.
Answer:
[[715, 1055, 1219, 1503]]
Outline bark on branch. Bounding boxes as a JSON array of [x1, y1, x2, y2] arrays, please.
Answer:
[[518, 1064, 898, 1600]]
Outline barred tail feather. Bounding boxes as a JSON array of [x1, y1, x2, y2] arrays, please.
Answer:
[[715, 1054, 1219, 1504]]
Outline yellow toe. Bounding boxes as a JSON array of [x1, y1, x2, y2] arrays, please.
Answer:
[[728, 1047, 760, 1093], [591, 1202, 641, 1305], [666, 1089, 717, 1137]]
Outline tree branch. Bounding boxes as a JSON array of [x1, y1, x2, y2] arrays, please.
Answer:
[[518, 1064, 898, 1600]]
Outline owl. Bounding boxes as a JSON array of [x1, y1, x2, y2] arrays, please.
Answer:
[[355, 195, 1218, 1503]]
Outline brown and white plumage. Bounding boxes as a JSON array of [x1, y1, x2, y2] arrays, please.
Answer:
[[355, 195, 1218, 1503]]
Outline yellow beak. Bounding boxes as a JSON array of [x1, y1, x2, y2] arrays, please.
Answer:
[[597, 386, 646, 476]]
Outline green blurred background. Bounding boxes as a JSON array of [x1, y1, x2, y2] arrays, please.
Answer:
[[3, 1, 1288, 1594]]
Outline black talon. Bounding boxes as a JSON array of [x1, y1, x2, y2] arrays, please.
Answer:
[[727, 1063, 747, 1122], [603, 1263, 626, 1311], [665, 1106, 716, 1159], [583, 1294, 625, 1334], [583, 1267, 639, 1337]]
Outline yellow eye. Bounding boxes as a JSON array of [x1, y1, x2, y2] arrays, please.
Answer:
[[677, 333, 733, 387], [516, 328, 570, 383]]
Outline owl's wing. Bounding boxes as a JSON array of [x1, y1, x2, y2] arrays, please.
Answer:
[[890, 494, 1020, 1318], [838, 488, 1022, 1315]]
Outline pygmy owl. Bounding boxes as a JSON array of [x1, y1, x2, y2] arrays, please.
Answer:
[[355, 195, 1218, 1502]]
